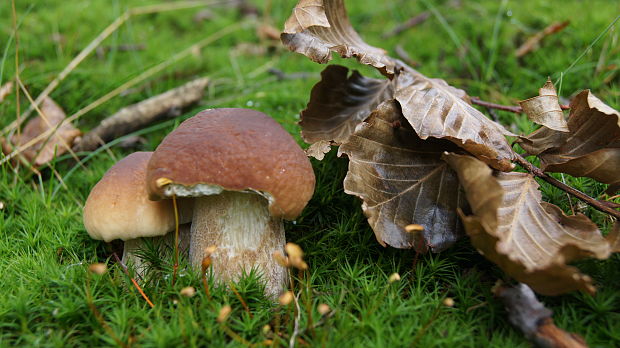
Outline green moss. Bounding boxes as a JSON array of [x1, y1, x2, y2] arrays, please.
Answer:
[[1, 0, 619, 346]]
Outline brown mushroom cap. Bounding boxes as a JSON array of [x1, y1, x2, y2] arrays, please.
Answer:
[[146, 108, 315, 220], [84, 152, 192, 242]]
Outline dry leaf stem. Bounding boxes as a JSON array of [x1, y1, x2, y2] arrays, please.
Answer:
[[514, 153, 620, 219], [471, 97, 570, 114]]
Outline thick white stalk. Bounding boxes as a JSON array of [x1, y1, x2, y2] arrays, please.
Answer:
[[189, 191, 288, 298]]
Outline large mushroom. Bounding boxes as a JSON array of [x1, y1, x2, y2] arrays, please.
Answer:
[[83, 151, 193, 273], [145, 108, 315, 296]]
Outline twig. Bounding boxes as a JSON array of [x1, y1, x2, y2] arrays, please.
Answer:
[[514, 153, 620, 219], [5, 0, 226, 131], [73, 77, 208, 152], [494, 283, 587, 348], [267, 68, 314, 81], [394, 45, 421, 68], [0, 21, 247, 166], [382, 11, 430, 38], [112, 253, 155, 308], [471, 96, 570, 114], [11, 0, 21, 141], [516, 21, 570, 58]]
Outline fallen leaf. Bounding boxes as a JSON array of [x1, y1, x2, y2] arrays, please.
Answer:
[[300, 65, 392, 144], [515, 21, 570, 58], [283, 0, 516, 171], [520, 90, 620, 193], [607, 223, 620, 253], [305, 140, 332, 160], [282, 0, 396, 74], [519, 79, 568, 132], [339, 101, 466, 252], [517, 125, 567, 155], [494, 283, 587, 348], [443, 153, 612, 295], [9, 97, 81, 166], [394, 68, 516, 171], [0, 81, 13, 103]]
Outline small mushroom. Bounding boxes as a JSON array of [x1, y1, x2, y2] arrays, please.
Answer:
[[146, 108, 315, 297], [83, 152, 193, 274]]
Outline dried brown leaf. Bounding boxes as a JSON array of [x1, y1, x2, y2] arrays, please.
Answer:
[[517, 125, 568, 155], [281, 0, 396, 74], [300, 65, 392, 144], [283, 0, 516, 171], [519, 79, 568, 132], [10, 97, 81, 166], [339, 101, 466, 252], [0, 81, 13, 103], [395, 69, 516, 171], [305, 140, 332, 160], [443, 153, 612, 295], [607, 223, 620, 253], [521, 90, 620, 193]]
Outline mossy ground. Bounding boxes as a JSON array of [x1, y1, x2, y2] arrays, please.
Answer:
[[1, 0, 619, 346]]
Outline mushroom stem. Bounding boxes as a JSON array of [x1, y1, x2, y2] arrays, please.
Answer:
[[189, 191, 288, 298]]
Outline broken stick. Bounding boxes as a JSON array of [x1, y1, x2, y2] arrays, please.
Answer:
[[494, 283, 588, 348], [73, 77, 209, 152]]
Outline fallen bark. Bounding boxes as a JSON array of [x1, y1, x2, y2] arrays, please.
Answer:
[[73, 77, 209, 152]]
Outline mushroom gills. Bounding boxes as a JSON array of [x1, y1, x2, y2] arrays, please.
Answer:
[[189, 190, 288, 297]]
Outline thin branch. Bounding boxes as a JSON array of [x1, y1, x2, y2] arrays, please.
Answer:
[[471, 97, 570, 114], [382, 11, 430, 38], [0, 21, 247, 167], [514, 153, 620, 219], [73, 77, 208, 152], [5, 0, 226, 131]]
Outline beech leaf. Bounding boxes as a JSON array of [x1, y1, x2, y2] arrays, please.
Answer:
[[305, 140, 332, 160], [443, 153, 612, 295], [283, 0, 330, 34], [7, 97, 81, 166], [300, 65, 392, 145], [519, 79, 568, 132], [282, 0, 397, 75], [339, 101, 466, 252], [394, 68, 516, 171], [520, 90, 620, 193], [283, 0, 516, 171]]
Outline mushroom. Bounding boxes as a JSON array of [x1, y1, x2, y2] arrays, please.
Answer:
[[83, 151, 193, 274], [145, 108, 315, 297]]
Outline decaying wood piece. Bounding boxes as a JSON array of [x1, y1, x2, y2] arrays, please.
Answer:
[[495, 283, 588, 348], [73, 77, 209, 152]]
